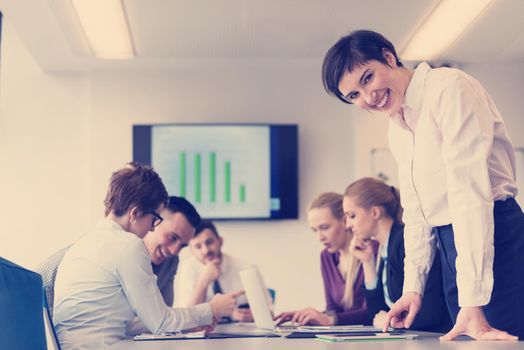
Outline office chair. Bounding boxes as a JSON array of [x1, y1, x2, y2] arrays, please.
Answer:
[[268, 288, 276, 303], [35, 246, 70, 317], [43, 288, 62, 350], [0, 257, 47, 350]]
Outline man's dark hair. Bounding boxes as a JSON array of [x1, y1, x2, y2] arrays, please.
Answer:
[[194, 219, 220, 238], [103, 162, 168, 216], [322, 29, 403, 104], [165, 196, 202, 228]]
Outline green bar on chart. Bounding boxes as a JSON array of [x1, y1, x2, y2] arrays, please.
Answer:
[[209, 152, 216, 203], [179, 152, 186, 197], [194, 154, 202, 203], [224, 161, 231, 203], [239, 184, 246, 203]]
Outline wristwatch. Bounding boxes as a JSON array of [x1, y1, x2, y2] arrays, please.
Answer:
[[323, 310, 338, 325]]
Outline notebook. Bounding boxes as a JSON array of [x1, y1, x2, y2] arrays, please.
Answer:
[[316, 332, 418, 342]]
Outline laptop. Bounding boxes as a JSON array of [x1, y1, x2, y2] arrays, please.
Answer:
[[239, 268, 294, 332], [238, 268, 390, 338]]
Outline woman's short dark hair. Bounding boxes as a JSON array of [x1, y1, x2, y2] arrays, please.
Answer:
[[165, 196, 202, 228], [104, 162, 168, 216], [194, 219, 220, 238], [322, 30, 403, 104]]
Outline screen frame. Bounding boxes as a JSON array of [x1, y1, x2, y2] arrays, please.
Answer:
[[133, 123, 299, 221]]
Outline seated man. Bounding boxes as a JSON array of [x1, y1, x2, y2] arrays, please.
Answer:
[[127, 195, 203, 334], [53, 164, 241, 349], [175, 220, 265, 322], [36, 196, 199, 317], [142, 196, 202, 307]]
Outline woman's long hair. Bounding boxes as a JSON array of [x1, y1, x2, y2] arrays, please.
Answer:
[[343, 177, 403, 224], [308, 192, 361, 310]]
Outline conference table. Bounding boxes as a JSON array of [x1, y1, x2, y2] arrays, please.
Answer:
[[108, 324, 524, 350]]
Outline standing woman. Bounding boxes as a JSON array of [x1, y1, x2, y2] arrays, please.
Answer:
[[275, 192, 373, 326], [344, 177, 451, 332], [322, 30, 524, 340]]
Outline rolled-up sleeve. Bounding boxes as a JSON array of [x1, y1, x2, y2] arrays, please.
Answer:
[[116, 242, 213, 333]]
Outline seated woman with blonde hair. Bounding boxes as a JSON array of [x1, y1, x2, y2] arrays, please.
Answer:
[[344, 177, 451, 332], [275, 192, 373, 326]]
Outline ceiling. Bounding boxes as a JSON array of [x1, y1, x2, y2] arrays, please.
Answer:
[[1, 0, 524, 72]]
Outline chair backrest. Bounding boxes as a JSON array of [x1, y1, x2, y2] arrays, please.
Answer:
[[35, 246, 70, 317], [42, 289, 62, 350], [268, 288, 276, 303], [0, 257, 47, 350]]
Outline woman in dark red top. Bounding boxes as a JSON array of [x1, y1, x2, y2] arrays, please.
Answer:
[[275, 192, 372, 326]]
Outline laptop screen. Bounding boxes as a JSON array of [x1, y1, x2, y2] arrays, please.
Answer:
[[239, 268, 274, 330]]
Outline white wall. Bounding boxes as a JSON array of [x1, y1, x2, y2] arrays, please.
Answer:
[[0, 19, 357, 311], [351, 111, 394, 183], [0, 20, 91, 266]]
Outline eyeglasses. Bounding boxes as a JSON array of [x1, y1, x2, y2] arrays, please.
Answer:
[[145, 210, 163, 228]]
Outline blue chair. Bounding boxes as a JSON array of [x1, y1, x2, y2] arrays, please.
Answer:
[[0, 257, 47, 350], [268, 288, 276, 304]]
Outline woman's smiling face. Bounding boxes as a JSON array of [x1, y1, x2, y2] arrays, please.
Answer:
[[337, 51, 406, 116]]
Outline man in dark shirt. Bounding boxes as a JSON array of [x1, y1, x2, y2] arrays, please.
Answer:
[[143, 196, 202, 306]]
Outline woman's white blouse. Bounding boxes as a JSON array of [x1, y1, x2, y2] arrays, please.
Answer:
[[388, 62, 517, 307]]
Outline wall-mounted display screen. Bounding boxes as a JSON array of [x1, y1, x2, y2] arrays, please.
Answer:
[[133, 124, 298, 220]]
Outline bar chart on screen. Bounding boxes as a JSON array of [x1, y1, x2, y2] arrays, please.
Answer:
[[151, 125, 271, 218], [173, 150, 248, 204]]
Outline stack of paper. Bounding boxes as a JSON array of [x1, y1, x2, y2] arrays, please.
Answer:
[[134, 331, 206, 341]]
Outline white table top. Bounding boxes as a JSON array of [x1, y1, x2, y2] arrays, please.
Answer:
[[108, 324, 523, 350]]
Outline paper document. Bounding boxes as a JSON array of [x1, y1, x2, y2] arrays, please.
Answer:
[[316, 333, 418, 342], [134, 331, 205, 341], [298, 325, 383, 333]]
